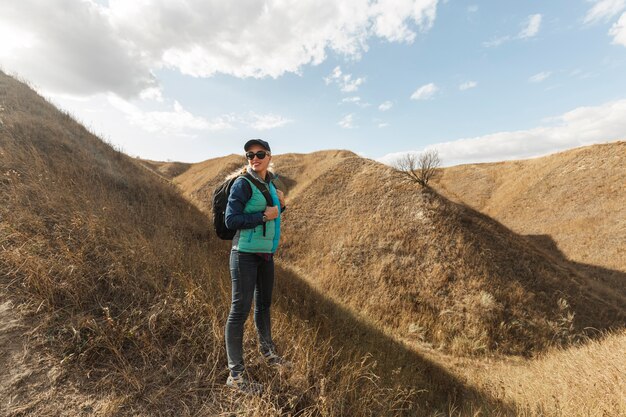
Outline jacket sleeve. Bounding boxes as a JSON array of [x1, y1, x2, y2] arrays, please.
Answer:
[[225, 178, 264, 230]]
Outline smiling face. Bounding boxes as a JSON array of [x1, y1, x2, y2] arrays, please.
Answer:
[[246, 144, 271, 177]]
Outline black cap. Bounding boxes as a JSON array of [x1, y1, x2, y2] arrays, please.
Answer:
[[244, 139, 271, 152]]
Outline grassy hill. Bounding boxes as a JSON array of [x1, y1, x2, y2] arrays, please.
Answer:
[[175, 149, 625, 357], [138, 159, 192, 180], [0, 71, 235, 414], [464, 329, 626, 416], [1, 70, 624, 416], [171, 150, 358, 215], [0, 73, 518, 416], [432, 142, 626, 283]]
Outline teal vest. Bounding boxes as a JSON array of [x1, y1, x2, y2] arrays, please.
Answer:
[[237, 177, 281, 253]]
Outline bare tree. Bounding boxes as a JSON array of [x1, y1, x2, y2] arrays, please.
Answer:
[[394, 149, 441, 187]]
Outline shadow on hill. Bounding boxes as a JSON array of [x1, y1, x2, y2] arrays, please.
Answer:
[[273, 175, 297, 196], [1, 69, 518, 415], [432, 187, 626, 334], [139, 160, 193, 180], [274, 157, 625, 349], [524, 234, 626, 312], [272, 263, 516, 415]]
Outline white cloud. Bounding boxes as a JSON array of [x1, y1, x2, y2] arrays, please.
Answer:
[[459, 81, 478, 90], [0, 21, 37, 59], [248, 113, 293, 130], [343, 77, 366, 92], [484, 13, 542, 47], [468, 5, 479, 13], [482, 36, 511, 48], [0, 0, 442, 97], [378, 99, 626, 167], [370, 0, 439, 43], [325, 66, 366, 93], [529, 71, 552, 83], [108, 96, 232, 136], [410, 83, 439, 100], [139, 87, 164, 102], [338, 113, 356, 129], [584, 0, 626, 24], [340, 96, 371, 108], [610, 12, 626, 45], [379, 100, 393, 111], [0, 0, 156, 97], [519, 14, 542, 38], [107, 97, 291, 135], [324, 66, 343, 85], [378, 122, 390, 128]]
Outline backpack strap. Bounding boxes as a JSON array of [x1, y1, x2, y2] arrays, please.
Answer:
[[243, 172, 275, 236], [243, 172, 274, 207]]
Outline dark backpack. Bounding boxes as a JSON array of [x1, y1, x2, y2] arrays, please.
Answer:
[[212, 172, 274, 240]]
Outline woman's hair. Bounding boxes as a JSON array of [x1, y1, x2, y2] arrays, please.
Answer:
[[240, 164, 274, 175]]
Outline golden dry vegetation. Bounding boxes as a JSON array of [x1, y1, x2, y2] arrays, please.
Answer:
[[138, 159, 192, 181], [466, 329, 626, 416], [432, 142, 626, 282], [0, 73, 515, 416], [177, 151, 625, 357], [1, 70, 624, 416], [173, 134, 625, 416]]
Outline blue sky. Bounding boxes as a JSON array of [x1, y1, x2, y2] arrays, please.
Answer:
[[1, 0, 626, 166]]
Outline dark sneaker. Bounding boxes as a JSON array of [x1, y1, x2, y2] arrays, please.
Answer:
[[262, 350, 293, 368], [226, 374, 263, 395]]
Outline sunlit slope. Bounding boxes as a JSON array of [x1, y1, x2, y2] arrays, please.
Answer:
[[461, 330, 626, 416], [432, 142, 626, 276], [177, 151, 625, 356], [281, 157, 625, 355], [1, 71, 500, 416], [173, 149, 357, 212], [267, 150, 358, 198], [139, 158, 192, 180], [0, 71, 234, 414], [173, 153, 247, 212]]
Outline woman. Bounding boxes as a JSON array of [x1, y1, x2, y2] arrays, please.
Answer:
[[224, 139, 288, 393]]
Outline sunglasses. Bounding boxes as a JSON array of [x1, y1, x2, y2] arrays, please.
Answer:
[[246, 151, 269, 160]]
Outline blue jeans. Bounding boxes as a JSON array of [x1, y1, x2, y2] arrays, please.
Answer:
[[225, 250, 275, 375]]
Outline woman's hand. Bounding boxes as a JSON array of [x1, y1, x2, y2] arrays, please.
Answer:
[[264, 206, 279, 220], [276, 189, 286, 209]]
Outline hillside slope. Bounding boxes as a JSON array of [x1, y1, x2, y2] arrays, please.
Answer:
[[432, 142, 626, 279], [172, 150, 357, 213], [175, 152, 625, 356], [138, 159, 192, 180], [0, 72, 513, 416], [469, 329, 626, 416], [276, 156, 625, 355], [0, 71, 235, 415], [4, 70, 623, 415]]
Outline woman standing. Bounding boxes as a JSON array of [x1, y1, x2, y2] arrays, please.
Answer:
[[224, 139, 288, 393]]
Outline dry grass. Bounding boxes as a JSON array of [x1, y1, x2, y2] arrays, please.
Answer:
[[1, 70, 624, 416], [1, 71, 230, 415], [178, 152, 624, 357], [172, 150, 358, 217], [172, 143, 625, 416], [456, 330, 626, 416], [432, 142, 626, 283], [0, 72, 510, 416], [284, 157, 624, 355], [138, 159, 192, 180]]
